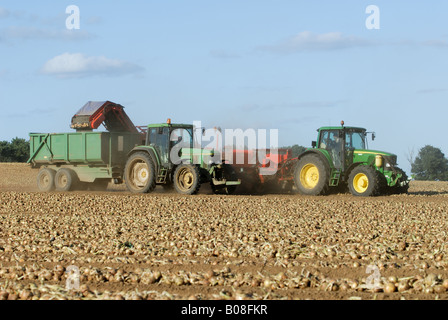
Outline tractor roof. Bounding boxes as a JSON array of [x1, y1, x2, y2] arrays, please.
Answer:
[[318, 126, 366, 132], [147, 123, 193, 129]]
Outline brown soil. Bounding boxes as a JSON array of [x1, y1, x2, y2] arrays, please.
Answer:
[[1, 163, 448, 301]]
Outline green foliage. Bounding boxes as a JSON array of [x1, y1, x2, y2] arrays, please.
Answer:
[[411, 145, 448, 181], [282, 144, 307, 158], [0, 138, 30, 163]]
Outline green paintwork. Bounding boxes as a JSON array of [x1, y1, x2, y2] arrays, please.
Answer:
[[304, 125, 408, 189], [28, 131, 143, 182], [147, 123, 192, 129], [130, 123, 240, 187]]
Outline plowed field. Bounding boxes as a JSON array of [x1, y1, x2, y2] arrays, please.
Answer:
[[1, 163, 448, 300]]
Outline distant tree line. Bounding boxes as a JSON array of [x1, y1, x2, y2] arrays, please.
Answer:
[[0, 138, 30, 162], [410, 145, 448, 181], [281, 144, 307, 158]]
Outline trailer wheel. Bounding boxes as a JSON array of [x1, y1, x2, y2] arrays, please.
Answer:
[[348, 165, 383, 197], [294, 154, 330, 196], [37, 168, 56, 192], [55, 168, 77, 192], [124, 152, 157, 194], [174, 164, 201, 195]]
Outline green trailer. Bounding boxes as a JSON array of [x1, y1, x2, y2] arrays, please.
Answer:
[[28, 131, 144, 191]]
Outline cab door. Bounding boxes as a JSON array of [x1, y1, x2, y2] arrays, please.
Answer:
[[147, 127, 170, 166], [319, 130, 344, 169]]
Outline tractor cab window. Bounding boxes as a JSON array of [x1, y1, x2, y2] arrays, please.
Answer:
[[320, 130, 343, 168], [345, 131, 366, 150], [170, 128, 193, 149], [148, 127, 170, 164], [319, 130, 342, 150]]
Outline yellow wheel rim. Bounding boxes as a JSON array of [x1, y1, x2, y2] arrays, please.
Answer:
[[300, 164, 320, 189], [353, 173, 369, 193]]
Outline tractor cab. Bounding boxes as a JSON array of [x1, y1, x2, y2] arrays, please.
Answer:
[[315, 124, 369, 170], [127, 119, 238, 195], [146, 121, 195, 169]]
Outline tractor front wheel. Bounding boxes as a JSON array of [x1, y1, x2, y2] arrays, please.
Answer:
[[348, 165, 383, 197], [174, 164, 201, 195]]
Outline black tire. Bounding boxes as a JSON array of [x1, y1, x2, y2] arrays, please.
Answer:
[[55, 168, 77, 192], [174, 164, 201, 195], [37, 168, 56, 192], [124, 152, 157, 194], [294, 154, 330, 196], [348, 165, 383, 197], [211, 164, 238, 195]]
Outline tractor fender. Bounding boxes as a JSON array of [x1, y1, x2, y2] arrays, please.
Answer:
[[127, 146, 160, 174], [344, 162, 368, 181], [279, 150, 331, 179], [297, 150, 333, 171]]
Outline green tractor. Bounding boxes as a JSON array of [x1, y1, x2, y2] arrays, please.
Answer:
[[124, 120, 240, 195], [291, 121, 409, 197]]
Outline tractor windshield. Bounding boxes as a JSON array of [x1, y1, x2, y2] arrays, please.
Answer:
[[345, 130, 366, 150]]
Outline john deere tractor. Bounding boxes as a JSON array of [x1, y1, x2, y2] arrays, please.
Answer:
[[124, 120, 240, 195], [291, 121, 409, 197]]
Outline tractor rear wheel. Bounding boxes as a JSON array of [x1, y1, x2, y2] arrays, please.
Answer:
[[348, 165, 383, 197], [294, 154, 330, 196], [55, 168, 77, 192], [37, 168, 56, 192], [124, 152, 157, 194], [174, 164, 201, 195]]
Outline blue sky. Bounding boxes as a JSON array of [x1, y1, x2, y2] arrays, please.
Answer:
[[1, 1, 447, 175]]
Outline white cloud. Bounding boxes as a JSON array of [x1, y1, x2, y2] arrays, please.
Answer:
[[209, 50, 241, 60], [1, 26, 94, 41], [259, 31, 371, 54], [41, 53, 145, 78], [417, 88, 448, 94], [421, 39, 448, 48], [0, 7, 9, 19]]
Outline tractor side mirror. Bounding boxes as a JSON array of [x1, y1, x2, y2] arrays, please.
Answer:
[[372, 133, 376, 141], [312, 141, 317, 148]]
